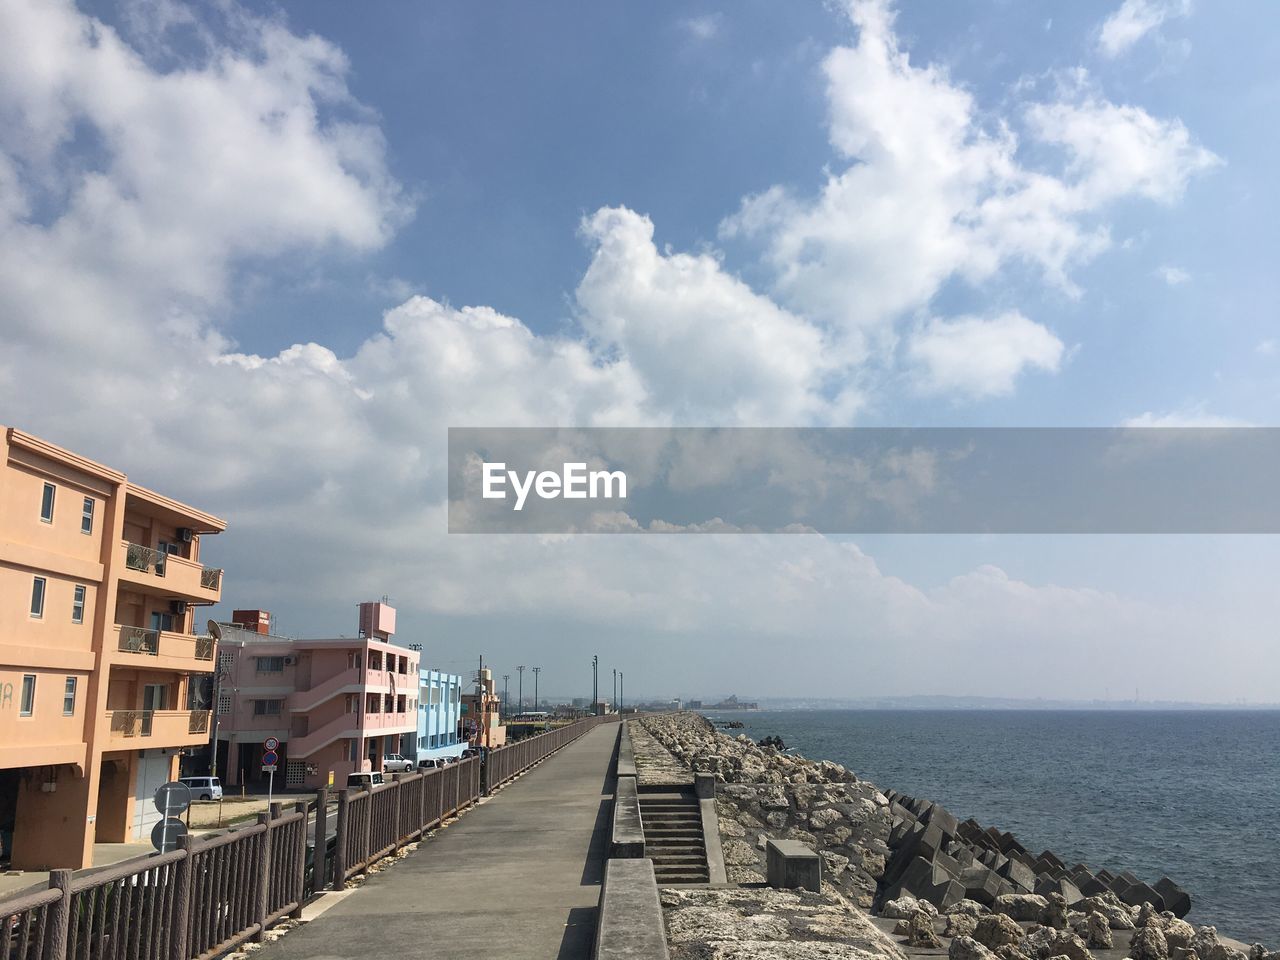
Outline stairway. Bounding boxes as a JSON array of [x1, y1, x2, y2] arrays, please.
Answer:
[[639, 788, 710, 884]]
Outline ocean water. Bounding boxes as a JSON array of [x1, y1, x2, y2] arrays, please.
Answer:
[[712, 709, 1280, 946]]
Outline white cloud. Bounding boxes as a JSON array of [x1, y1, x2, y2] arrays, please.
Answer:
[[1098, 0, 1191, 59], [723, 0, 1218, 353], [907, 312, 1065, 398], [1255, 339, 1276, 357], [1121, 405, 1254, 428], [680, 14, 722, 41], [1157, 265, 1190, 285]]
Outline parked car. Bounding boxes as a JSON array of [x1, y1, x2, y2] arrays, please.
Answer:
[[179, 776, 222, 800], [382, 754, 414, 773], [346, 771, 385, 789], [417, 758, 441, 770]]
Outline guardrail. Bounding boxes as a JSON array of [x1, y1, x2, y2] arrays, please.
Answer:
[[0, 714, 623, 960]]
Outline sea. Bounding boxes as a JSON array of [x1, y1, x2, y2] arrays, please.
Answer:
[[707, 709, 1280, 946]]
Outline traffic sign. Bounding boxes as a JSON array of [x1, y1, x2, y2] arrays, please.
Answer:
[[263, 749, 279, 766], [151, 817, 187, 853], [153, 781, 191, 816], [263, 736, 279, 751]]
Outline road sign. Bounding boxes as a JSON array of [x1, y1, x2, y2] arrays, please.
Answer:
[[263, 736, 279, 751], [153, 781, 191, 816], [263, 749, 279, 766], [151, 817, 187, 853]]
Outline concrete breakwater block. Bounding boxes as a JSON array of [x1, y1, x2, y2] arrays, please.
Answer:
[[1155, 877, 1191, 918], [595, 858, 670, 960], [885, 856, 965, 910], [766, 838, 822, 893]]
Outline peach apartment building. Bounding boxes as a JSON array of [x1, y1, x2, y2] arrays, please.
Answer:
[[212, 602, 419, 791], [0, 427, 224, 870]]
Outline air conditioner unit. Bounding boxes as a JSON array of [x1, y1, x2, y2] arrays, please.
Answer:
[[170, 600, 188, 615], [178, 527, 194, 543], [283, 655, 296, 666]]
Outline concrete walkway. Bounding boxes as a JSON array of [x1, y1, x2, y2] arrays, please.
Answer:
[[257, 723, 620, 960]]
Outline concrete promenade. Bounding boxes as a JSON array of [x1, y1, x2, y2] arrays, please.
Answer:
[[256, 722, 620, 960]]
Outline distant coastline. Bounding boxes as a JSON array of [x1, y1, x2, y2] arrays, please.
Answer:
[[702, 694, 1280, 711]]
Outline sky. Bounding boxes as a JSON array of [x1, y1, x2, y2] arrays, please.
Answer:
[[1, 0, 1277, 703]]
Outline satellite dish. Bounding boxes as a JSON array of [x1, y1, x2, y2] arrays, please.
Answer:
[[207, 620, 222, 641]]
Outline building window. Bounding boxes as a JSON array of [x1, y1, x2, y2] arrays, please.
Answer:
[[71, 585, 86, 624], [150, 611, 174, 633], [81, 497, 94, 535], [253, 699, 283, 716], [366, 693, 380, 714], [40, 483, 55, 522], [255, 656, 284, 673], [63, 677, 77, 716], [397, 694, 407, 713], [20, 675, 36, 716], [345, 694, 358, 714], [30, 577, 46, 618], [217, 691, 232, 715], [348, 739, 359, 762]]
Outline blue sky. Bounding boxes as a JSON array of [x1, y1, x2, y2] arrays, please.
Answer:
[[2, 0, 1278, 700]]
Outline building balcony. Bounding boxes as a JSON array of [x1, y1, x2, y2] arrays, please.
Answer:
[[104, 709, 211, 748], [117, 540, 223, 604], [112, 624, 215, 673]]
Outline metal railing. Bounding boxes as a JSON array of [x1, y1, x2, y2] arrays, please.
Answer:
[[199, 568, 222, 591], [107, 710, 210, 739], [117, 627, 160, 656], [194, 635, 214, 661], [0, 715, 622, 960], [124, 542, 165, 576]]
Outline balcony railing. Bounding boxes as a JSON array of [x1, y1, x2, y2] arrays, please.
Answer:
[[107, 709, 211, 740], [195, 634, 214, 660], [118, 626, 160, 655], [125, 542, 166, 576], [201, 567, 223, 591]]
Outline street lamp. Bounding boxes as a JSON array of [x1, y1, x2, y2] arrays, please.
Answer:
[[503, 674, 510, 718], [517, 665, 526, 713], [592, 655, 598, 716], [532, 666, 541, 713]]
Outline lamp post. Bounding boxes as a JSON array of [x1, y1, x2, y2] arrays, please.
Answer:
[[620, 671, 624, 714], [503, 674, 510, 718], [532, 667, 541, 713], [517, 665, 525, 713], [592, 655, 598, 716]]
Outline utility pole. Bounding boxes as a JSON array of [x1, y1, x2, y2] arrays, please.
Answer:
[[502, 674, 510, 718], [613, 668, 617, 712], [517, 665, 526, 713], [532, 666, 541, 713], [620, 671, 624, 714], [592, 655, 598, 716]]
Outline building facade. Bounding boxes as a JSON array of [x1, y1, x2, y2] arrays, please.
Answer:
[[0, 427, 224, 869], [212, 603, 419, 790], [413, 669, 464, 762], [460, 668, 506, 750]]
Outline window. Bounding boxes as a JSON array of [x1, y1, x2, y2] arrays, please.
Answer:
[[71, 585, 86, 624], [218, 651, 234, 672], [81, 497, 94, 535], [217, 691, 232, 715], [20, 675, 36, 716], [345, 694, 358, 713], [348, 739, 359, 762], [366, 693, 380, 713], [63, 677, 77, 716], [397, 694, 407, 714], [253, 699, 282, 716], [255, 656, 284, 673], [150, 611, 174, 633], [40, 483, 55, 522], [30, 577, 46, 618]]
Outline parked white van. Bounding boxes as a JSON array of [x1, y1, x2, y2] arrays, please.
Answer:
[[179, 776, 223, 800]]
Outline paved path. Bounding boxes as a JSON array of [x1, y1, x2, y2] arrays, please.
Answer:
[[257, 723, 620, 960]]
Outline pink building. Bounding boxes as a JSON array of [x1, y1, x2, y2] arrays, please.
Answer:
[[212, 602, 418, 791]]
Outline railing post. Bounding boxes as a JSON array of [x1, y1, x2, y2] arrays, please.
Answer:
[[332, 789, 349, 891], [171, 836, 194, 960], [312, 787, 329, 894], [361, 784, 373, 872], [391, 776, 404, 849], [253, 810, 272, 941], [291, 801, 307, 918], [47, 869, 72, 960]]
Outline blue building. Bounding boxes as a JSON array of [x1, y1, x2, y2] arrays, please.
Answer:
[[414, 668, 465, 762]]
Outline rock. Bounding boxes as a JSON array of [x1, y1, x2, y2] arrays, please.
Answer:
[[1041, 893, 1069, 930], [819, 851, 850, 877], [994, 893, 1050, 922], [906, 909, 944, 948], [946, 899, 991, 917], [947, 913, 980, 938], [883, 895, 925, 920], [1077, 895, 1135, 930], [973, 913, 1025, 950], [1162, 918, 1196, 950], [809, 807, 843, 830], [1084, 912, 1113, 948], [861, 851, 887, 878], [1132, 925, 1170, 960], [1021, 926, 1093, 960], [951, 936, 999, 960]]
